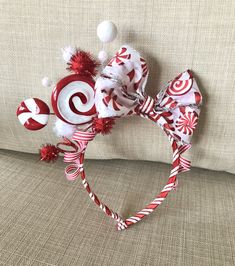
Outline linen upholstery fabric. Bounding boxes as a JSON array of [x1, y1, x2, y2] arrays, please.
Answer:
[[0, 150, 234, 265], [0, 0, 235, 173]]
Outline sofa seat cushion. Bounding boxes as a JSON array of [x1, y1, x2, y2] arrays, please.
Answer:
[[0, 150, 234, 265]]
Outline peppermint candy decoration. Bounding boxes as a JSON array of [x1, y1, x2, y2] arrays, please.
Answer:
[[16, 98, 50, 130], [176, 111, 198, 135], [108, 47, 131, 66], [167, 71, 193, 96], [51, 74, 97, 125]]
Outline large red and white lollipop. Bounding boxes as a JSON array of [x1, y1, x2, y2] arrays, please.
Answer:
[[51, 49, 100, 125], [51, 74, 97, 125], [16, 98, 50, 130]]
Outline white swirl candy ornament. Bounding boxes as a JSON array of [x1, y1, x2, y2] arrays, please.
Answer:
[[51, 74, 97, 125], [16, 98, 50, 130]]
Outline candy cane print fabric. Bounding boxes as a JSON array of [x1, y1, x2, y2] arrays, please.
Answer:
[[95, 45, 149, 118], [95, 45, 202, 145]]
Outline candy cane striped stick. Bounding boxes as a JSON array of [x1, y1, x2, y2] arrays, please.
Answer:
[[77, 135, 180, 231], [79, 154, 127, 230], [64, 130, 127, 229], [116, 137, 179, 230], [115, 102, 192, 230]]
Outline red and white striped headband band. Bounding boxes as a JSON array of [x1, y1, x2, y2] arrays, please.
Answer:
[[17, 44, 202, 231]]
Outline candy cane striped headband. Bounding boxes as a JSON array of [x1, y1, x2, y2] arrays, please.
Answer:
[[16, 44, 202, 230]]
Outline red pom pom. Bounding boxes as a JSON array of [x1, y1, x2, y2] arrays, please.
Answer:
[[92, 117, 115, 135], [67, 49, 100, 77], [40, 144, 59, 162]]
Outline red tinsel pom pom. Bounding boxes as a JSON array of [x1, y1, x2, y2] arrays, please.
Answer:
[[92, 117, 115, 135], [40, 144, 59, 162], [67, 49, 100, 77]]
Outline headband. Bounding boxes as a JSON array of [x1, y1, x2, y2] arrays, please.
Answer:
[[16, 45, 202, 231]]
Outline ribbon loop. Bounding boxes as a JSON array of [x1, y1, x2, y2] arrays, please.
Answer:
[[64, 151, 81, 163], [62, 130, 96, 181], [72, 130, 96, 142], [65, 163, 84, 181]]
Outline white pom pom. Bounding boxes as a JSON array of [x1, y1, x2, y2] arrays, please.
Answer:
[[41, 77, 52, 87], [53, 118, 77, 138], [98, 50, 108, 63], [97, 21, 118, 43], [62, 46, 75, 62]]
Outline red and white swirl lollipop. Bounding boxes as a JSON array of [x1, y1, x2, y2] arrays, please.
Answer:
[[51, 74, 97, 125], [16, 98, 50, 130], [51, 50, 99, 125]]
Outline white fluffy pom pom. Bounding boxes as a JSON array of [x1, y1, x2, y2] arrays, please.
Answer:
[[62, 46, 75, 62], [42, 77, 52, 87], [98, 50, 108, 63], [97, 21, 117, 43], [53, 118, 77, 138]]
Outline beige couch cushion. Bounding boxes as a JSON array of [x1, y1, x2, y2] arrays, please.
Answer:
[[0, 150, 234, 265], [0, 1, 235, 173]]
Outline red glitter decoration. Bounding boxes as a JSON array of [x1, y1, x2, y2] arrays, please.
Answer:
[[40, 144, 60, 162], [67, 49, 100, 77], [92, 117, 115, 135]]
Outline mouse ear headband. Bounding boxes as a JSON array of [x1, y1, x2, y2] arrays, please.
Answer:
[[16, 45, 202, 231]]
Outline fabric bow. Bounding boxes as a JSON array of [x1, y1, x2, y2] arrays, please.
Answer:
[[95, 45, 202, 145]]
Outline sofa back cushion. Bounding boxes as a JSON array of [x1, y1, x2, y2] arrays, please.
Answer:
[[1, 1, 234, 173]]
